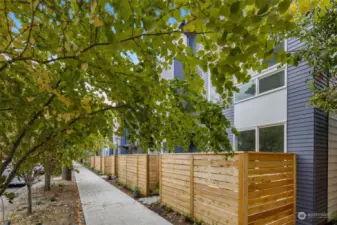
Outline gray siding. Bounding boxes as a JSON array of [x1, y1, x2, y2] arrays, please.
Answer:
[[328, 118, 337, 220], [287, 38, 328, 225], [174, 59, 184, 79]]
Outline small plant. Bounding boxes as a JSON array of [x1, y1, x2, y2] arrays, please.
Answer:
[[333, 216, 337, 224], [194, 218, 204, 225], [151, 201, 160, 208], [133, 186, 142, 198], [183, 213, 192, 222], [165, 205, 173, 213], [107, 173, 112, 180], [151, 182, 160, 195]]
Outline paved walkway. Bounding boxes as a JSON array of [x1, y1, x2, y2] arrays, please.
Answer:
[[74, 163, 171, 225]]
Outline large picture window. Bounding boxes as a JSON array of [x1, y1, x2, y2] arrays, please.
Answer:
[[235, 69, 285, 103], [259, 70, 285, 94], [235, 80, 256, 102], [236, 124, 285, 152], [259, 125, 284, 152], [236, 130, 255, 151]]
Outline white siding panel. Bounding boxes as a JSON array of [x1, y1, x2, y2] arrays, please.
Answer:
[[234, 89, 287, 129]]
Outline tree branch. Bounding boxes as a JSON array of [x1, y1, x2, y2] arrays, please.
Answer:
[[4, 0, 13, 42], [0, 29, 213, 73], [19, 0, 40, 57], [0, 108, 13, 111], [0, 104, 128, 195], [0, 79, 61, 176]]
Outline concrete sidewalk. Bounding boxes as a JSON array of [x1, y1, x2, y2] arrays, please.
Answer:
[[74, 163, 171, 225]]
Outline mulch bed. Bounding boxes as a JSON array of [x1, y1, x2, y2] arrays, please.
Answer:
[[9, 176, 84, 225]]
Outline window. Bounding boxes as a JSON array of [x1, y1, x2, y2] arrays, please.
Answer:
[[259, 125, 284, 152], [236, 124, 285, 152], [237, 130, 255, 151], [186, 35, 196, 52], [264, 41, 284, 68], [235, 80, 256, 102], [235, 69, 285, 103], [259, 70, 285, 94]]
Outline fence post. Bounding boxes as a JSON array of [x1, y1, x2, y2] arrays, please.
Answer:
[[190, 154, 194, 219], [293, 154, 297, 223], [159, 155, 162, 204], [115, 155, 118, 177], [146, 154, 150, 196], [125, 156, 128, 186], [239, 153, 248, 225], [136, 155, 139, 188]]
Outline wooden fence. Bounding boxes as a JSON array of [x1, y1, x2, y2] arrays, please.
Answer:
[[118, 154, 159, 196], [159, 152, 296, 225], [93, 156, 101, 171], [104, 156, 118, 176]]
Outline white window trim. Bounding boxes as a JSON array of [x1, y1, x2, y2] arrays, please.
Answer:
[[234, 39, 288, 104], [235, 66, 287, 104], [234, 121, 287, 153]]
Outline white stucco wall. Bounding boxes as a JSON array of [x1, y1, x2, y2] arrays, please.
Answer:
[[234, 88, 287, 129]]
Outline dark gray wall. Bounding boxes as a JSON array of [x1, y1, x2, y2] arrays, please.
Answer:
[[174, 59, 184, 79], [287, 37, 328, 225]]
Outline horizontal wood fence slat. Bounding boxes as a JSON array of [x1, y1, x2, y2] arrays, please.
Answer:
[[104, 156, 118, 176], [89, 154, 158, 196], [159, 152, 296, 225], [117, 154, 159, 196]]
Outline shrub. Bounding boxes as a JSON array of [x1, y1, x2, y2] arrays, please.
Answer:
[[194, 218, 203, 225], [183, 213, 192, 222], [133, 186, 142, 198]]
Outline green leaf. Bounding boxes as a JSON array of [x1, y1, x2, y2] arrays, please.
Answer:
[[255, 0, 266, 8], [298, 0, 311, 13], [278, 0, 292, 14], [0, 54, 6, 61], [230, 2, 241, 14], [0, 175, 6, 184], [81, 63, 88, 71]]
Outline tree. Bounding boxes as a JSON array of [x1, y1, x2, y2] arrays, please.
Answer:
[[0, 0, 331, 195], [288, 2, 337, 114], [42, 133, 109, 190], [16, 158, 38, 215]]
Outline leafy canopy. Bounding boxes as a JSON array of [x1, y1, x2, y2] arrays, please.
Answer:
[[288, 2, 337, 114], [0, 0, 331, 194]]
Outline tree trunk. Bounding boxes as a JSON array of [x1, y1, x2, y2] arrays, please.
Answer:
[[44, 166, 51, 191], [27, 182, 32, 215], [44, 164, 51, 191], [61, 166, 71, 181]]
